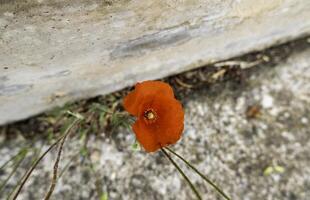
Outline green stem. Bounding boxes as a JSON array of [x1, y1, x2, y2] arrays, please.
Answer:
[[161, 148, 202, 200], [165, 147, 231, 200], [0, 150, 27, 195], [0, 148, 27, 172]]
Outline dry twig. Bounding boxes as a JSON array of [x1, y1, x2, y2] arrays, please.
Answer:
[[11, 119, 80, 200]]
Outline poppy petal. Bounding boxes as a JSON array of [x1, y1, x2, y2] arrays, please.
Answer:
[[135, 81, 174, 98], [132, 120, 160, 152], [152, 97, 184, 146], [123, 89, 139, 116], [136, 94, 184, 148], [123, 81, 174, 116]]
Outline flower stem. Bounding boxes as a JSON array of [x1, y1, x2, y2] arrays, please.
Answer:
[[161, 148, 202, 200], [165, 147, 231, 200]]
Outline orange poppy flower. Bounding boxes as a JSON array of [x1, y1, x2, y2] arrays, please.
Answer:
[[124, 81, 184, 152]]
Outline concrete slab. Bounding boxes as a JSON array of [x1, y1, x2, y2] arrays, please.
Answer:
[[0, 0, 310, 125]]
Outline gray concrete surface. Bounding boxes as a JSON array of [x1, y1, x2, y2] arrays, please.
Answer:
[[0, 41, 309, 199], [1, 0, 310, 125]]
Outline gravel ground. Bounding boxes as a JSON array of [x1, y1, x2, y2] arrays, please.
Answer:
[[0, 39, 310, 200]]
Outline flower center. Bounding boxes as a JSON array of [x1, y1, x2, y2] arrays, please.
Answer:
[[143, 109, 157, 123]]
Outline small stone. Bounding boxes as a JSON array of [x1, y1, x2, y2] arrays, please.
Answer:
[[262, 55, 270, 62], [301, 117, 308, 124], [3, 12, 14, 17], [111, 172, 116, 180], [262, 95, 274, 109], [283, 112, 290, 118]]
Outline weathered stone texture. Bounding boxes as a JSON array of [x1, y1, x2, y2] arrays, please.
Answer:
[[0, 0, 310, 125]]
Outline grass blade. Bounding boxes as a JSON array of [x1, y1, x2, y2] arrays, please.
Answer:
[[0, 150, 28, 195]]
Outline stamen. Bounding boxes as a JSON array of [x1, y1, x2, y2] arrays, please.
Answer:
[[144, 109, 157, 123], [146, 111, 155, 120]]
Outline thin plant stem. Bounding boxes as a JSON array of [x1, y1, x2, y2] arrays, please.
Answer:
[[43, 119, 77, 200], [0, 148, 27, 172], [161, 148, 202, 200], [58, 153, 79, 178], [11, 119, 80, 200], [0, 150, 28, 195], [165, 147, 231, 200], [6, 145, 43, 200]]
